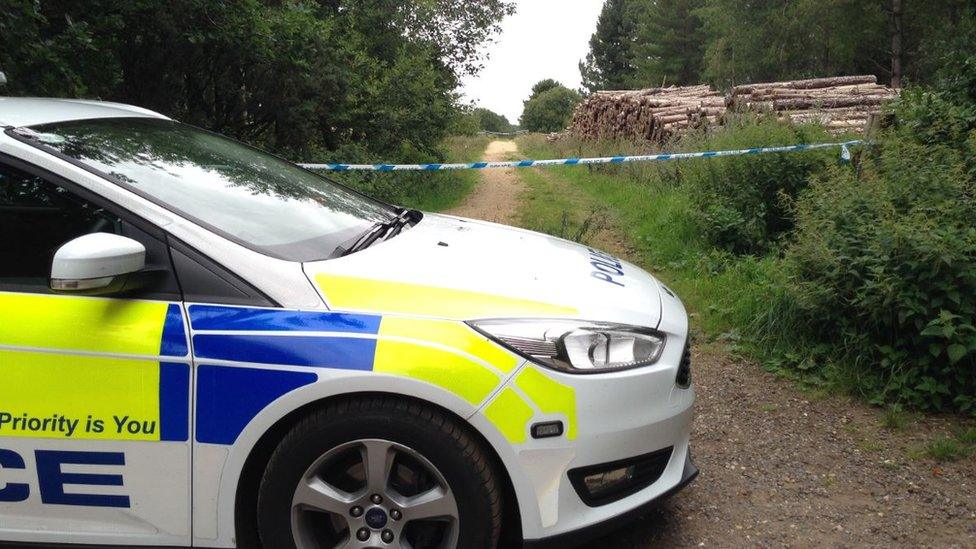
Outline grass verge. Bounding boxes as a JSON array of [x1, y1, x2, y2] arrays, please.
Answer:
[[406, 135, 491, 211], [515, 166, 614, 244]]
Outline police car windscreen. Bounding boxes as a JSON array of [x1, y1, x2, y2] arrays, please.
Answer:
[[25, 118, 395, 261]]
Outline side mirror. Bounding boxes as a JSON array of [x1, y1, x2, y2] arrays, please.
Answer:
[[50, 233, 146, 294]]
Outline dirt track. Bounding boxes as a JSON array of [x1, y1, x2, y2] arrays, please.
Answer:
[[446, 140, 521, 222], [455, 141, 976, 548]]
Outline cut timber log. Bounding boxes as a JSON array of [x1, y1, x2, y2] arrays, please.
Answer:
[[731, 75, 877, 95], [569, 75, 896, 142], [570, 84, 727, 142], [772, 95, 893, 110]]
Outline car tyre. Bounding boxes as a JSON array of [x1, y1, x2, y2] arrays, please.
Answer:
[[257, 396, 502, 549]]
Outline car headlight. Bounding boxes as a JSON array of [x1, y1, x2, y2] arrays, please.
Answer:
[[468, 319, 666, 373]]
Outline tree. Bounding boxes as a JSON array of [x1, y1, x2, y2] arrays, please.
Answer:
[[448, 109, 481, 136], [632, 0, 706, 86], [529, 79, 562, 98], [473, 108, 512, 133], [574, 0, 971, 92], [696, 0, 888, 86], [520, 83, 582, 132], [579, 0, 642, 92], [0, 0, 514, 161], [891, 0, 904, 88], [920, 3, 976, 103], [398, 0, 516, 78], [694, 0, 965, 88]]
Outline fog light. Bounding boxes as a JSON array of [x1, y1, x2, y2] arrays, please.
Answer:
[[583, 465, 637, 498], [568, 447, 673, 506]]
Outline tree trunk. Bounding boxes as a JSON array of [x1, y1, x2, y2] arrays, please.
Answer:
[[891, 0, 903, 89]]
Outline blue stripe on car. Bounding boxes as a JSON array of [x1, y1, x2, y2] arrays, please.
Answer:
[[195, 365, 317, 445], [192, 334, 377, 370], [159, 362, 190, 442], [188, 305, 381, 334], [160, 304, 189, 357]]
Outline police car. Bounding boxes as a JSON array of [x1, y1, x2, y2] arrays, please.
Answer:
[[0, 98, 696, 548]]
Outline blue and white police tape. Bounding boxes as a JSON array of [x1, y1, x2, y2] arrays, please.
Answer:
[[478, 130, 529, 136], [299, 140, 862, 172]]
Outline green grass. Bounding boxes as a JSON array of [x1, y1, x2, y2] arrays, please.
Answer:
[[880, 408, 914, 430], [925, 436, 972, 462], [857, 440, 885, 453], [906, 446, 926, 461], [961, 427, 976, 444], [515, 167, 613, 244], [906, 426, 976, 462], [444, 134, 492, 164], [407, 135, 490, 212]]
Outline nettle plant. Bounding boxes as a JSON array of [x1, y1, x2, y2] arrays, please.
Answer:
[[785, 105, 976, 412]]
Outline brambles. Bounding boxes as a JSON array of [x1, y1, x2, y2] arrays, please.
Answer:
[[783, 93, 976, 412]]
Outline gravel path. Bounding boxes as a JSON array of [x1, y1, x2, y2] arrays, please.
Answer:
[[452, 141, 976, 548], [445, 140, 522, 222]]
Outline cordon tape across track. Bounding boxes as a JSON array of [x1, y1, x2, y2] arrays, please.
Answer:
[[300, 140, 862, 172]]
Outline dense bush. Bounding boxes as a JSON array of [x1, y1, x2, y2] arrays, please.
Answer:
[[683, 116, 835, 255], [520, 83, 582, 133], [784, 93, 976, 412]]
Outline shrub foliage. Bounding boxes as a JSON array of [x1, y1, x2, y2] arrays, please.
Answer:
[[783, 93, 976, 412], [520, 82, 582, 133], [684, 116, 834, 255]]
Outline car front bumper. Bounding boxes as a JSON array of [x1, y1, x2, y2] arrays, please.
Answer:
[[469, 275, 696, 543], [523, 450, 699, 548], [475, 329, 696, 543]]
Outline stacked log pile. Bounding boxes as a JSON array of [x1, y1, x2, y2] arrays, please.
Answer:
[[569, 85, 727, 142], [728, 75, 898, 134], [568, 75, 897, 141]]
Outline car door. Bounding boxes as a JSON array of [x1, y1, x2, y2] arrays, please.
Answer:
[[0, 159, 192, 546]]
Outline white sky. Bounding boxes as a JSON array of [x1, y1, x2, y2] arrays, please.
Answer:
[[460, 0, 605, 123]]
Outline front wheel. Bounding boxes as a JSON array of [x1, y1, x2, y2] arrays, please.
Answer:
[[257, 397, 502, 549]]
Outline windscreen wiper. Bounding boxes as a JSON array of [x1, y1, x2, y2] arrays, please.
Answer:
[[342, 208, 419, 256]]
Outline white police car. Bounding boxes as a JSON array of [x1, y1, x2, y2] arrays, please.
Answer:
[[0, 98, 695, 548]]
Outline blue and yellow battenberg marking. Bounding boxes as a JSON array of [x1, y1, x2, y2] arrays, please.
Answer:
[[190, 305, 378, 370], [0, 293, 189, 442], [188, 304, 577, 446], [0, 291, 576, 446]]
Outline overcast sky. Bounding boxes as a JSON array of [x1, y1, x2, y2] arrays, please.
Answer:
[[460, 0, 605, 124]]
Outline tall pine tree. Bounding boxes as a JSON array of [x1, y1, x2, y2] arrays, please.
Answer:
[[632, 0, 706, 86], [579, 0, 642, 92]]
